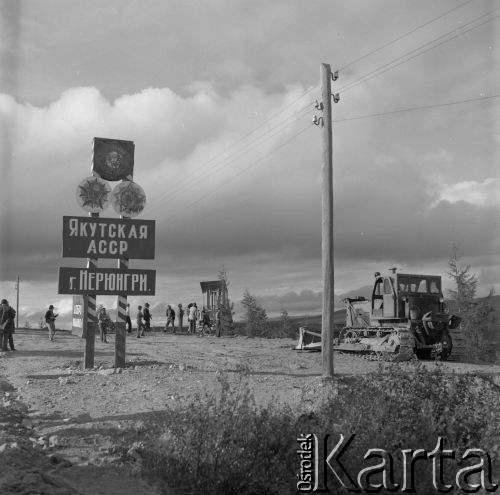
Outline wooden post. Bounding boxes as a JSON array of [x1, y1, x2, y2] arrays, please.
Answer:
[[115, 172, 133, 368], [321, 63, 334, 380], [115, 227, 128, 368], [84, 211, 99, 369], [15, 275, 19, 329]]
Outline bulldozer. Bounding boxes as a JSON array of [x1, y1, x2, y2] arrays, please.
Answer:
[[295, 269, 465, 361]]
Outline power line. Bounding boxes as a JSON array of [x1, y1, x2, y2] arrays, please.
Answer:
[[158, 123, 314, 226], [339, 0, 475, 71], [149, 3, 497, 218], [338, 8, 499, 94], [158, 4, 498, 214], [147, 102, 313, 213], [149, 103, 311, 208], [147, 87, 318, 211], [332, 94, 500, 123], [160, 91, 499, 226]]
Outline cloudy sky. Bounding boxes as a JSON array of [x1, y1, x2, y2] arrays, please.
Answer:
[[0, 0, 499, 327]]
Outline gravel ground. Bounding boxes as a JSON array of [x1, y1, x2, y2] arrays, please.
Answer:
[[1, 328, 499, 494]]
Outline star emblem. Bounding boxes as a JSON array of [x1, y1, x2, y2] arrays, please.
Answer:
[[76, 176, 111, 213]]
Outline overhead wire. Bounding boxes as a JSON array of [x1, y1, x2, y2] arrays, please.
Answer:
[[149, 0, 479, 214], [162, 92, 498, 226], [337, 7, 499, 94], [147, 102, 313, 213], [338, 0, 475, 72], [146, 86, 318, 211], [162, 90, 499, 227], [149, 2, 497, 223], [332, 94, 500, 123], [158, 123, 314, 227]]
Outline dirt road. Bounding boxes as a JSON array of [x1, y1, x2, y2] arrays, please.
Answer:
[[1, 328, 499, 494]]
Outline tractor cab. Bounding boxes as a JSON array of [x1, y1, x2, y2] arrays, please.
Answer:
[[371, 271, 445, 322]]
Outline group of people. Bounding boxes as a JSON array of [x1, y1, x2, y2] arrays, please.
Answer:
[[1, 299, 222, 351], [132, 302, 220, 337], [164, 302, 217, 336], [129, 302, 152, 339], [1, 300, 58, 351]]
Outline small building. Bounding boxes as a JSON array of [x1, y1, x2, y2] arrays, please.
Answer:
[[199, 280, 234, 334]]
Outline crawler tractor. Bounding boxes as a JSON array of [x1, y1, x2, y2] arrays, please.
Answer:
[[295, 270, 465, 361]]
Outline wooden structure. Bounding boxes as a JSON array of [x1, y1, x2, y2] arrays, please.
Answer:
[[199, 280, 233, 334]]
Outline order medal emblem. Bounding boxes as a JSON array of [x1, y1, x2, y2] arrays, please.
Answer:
[[111, 181, 146, 218], [76, 176, 111, 213]]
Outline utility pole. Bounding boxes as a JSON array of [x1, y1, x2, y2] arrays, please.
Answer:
[[314, 63, 339, 380], [15, 275, 19, 329]]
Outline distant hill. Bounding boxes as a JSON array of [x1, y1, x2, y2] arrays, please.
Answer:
[[477, 294, 500, 313], [335, 285, 372, 306]]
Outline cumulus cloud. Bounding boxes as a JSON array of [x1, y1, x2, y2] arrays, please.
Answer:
[[436, 178, 499, 207], [1, 83, 499, 311]]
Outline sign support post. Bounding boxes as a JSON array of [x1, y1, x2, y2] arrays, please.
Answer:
[[84, 211, 99, 369], [115, 172, 133, 368]]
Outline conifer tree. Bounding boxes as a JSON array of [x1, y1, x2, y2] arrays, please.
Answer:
[[447, 247, 494, 362], [241, 289, 270, 337]]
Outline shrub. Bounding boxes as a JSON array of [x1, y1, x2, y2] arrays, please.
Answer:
[[137, 365, 500, 493], [140, 374, 297, 493]]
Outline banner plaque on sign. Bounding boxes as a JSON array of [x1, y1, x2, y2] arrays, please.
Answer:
[[92, 137, 135, 181], [59, 267, 156, 296], [72, 294, 88, 338], [62, 216, 155, 259]]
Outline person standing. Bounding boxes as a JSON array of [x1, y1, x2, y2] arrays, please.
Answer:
[[177, 303, 184, 333], [125, 303, 132, 333], [97, 305, 109, 343], [136, 305, 145, 338], [44, 304, 58, 342], [164, 305, 175, 333], [188, 303, 197, 334], [215, 306, 222, 338], [186, 303, 193, 333], [0, 299, 16, 351], [200, 307, 211, 337], [143, 303, 152, 333]]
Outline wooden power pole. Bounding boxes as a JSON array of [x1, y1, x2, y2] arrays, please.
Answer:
[[320, 63, 337, 380], [15, 275, 19, 329]]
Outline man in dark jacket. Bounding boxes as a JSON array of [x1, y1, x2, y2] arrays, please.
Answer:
[[136, 305, 145, 338], [44, 304, 58, 341], [143, 303, 152, 333], [0, 299, 16, 351], [164, 305, 175, 333]]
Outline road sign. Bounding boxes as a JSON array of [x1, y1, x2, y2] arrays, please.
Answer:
[[58, 267, 156, 295], [62, 216, 155, 259]]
